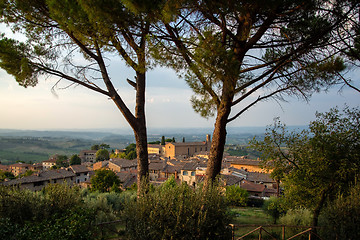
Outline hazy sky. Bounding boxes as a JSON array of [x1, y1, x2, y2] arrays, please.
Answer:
[[0, 25, 359, 132]]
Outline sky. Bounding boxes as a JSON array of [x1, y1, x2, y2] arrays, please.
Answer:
[[0, 25, 359, 132]]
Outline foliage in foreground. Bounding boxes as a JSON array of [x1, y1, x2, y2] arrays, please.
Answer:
[[0, 184, 123, 240], [123, 178, 232, 240], [319, 183, 360, 240]]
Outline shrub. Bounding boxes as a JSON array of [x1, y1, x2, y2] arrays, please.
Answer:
[[0, 184, 98, 240], [263, 197, 286, 224], [279, 208, 313, 239], [279, 208, 313, 226], [225, 185, 248, 206], [122, 180, 232, 240], [82, 191, 123, 224], [319, 184, 360, 240]]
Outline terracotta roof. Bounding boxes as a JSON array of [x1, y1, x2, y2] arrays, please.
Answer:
[[163, 164, 182, 174], [110, 159, 137, 168], [122, 174, 137, 189], [230, 159, 261, 166], [149, 162, 165, 171], [246, 172, 274, 183], [147, 144, 163, 148], [221, 174, 243, 186], [116, 171, 135, 182], [69, 165, 90, 173], [166, 159, 185, 167], [80, 150, 97, 154], [182, 162, 198, 171], [0, 165, 9, 171], [1, 169, 75, 186], [240, 179, 266, 193], [42, 159, 57, 164], [10, 163, 32, 168]]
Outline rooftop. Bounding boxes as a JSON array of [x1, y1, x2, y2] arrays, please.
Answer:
[[69, 165, 90, 173], [1, 169, 76, 185]]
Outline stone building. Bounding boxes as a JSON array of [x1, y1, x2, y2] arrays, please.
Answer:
[[79, 150, 97, 163], [148, 135, 211, 159]]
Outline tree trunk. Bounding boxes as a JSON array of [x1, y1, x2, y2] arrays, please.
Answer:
[[205, 81, 234, 184], [311, 189, 328, 239], [134, 71, 149, 194], [134, 123, 149, 193], [111, 70, 149, 195]]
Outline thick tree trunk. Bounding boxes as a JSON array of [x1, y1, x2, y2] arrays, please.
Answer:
[[134, 123, 149, 192], [134, 71, 149, 194], [205, 82, 234, 185], [111, 70, 149, 194]]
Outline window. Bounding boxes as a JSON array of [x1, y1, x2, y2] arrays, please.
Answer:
[[191, 171, 195, 176], [183, 171, 188, 176]]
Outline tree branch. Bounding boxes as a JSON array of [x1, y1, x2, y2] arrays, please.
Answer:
[[34, 64, 110, 96], [337, 72, 360, 93], [94, 42, 137, 125], [164, 23, 220, 106]]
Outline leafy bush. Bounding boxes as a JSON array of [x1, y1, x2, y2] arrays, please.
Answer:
[[319, 184, 360, 240], [90, 169, 120, 192], [279, 208, 313, 239], [279, 208, 313, 226], [122, 180, 232, 240], [225, 185, 248, 206], [0, 184, 98, 239], [263, 197, 286, 224], [82, 190, 124, 224]]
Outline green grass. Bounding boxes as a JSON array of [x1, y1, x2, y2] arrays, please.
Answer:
[[230, 207, 272, 225], [229, 207, 282, 239]]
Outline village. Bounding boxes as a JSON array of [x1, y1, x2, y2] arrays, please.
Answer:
[[0, 134, 277, 199]]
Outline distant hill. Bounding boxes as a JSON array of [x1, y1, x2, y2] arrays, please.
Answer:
[[0, 126, 306, 165]]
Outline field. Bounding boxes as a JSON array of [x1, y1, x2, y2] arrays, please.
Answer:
[[0, 137, 95, 164]]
